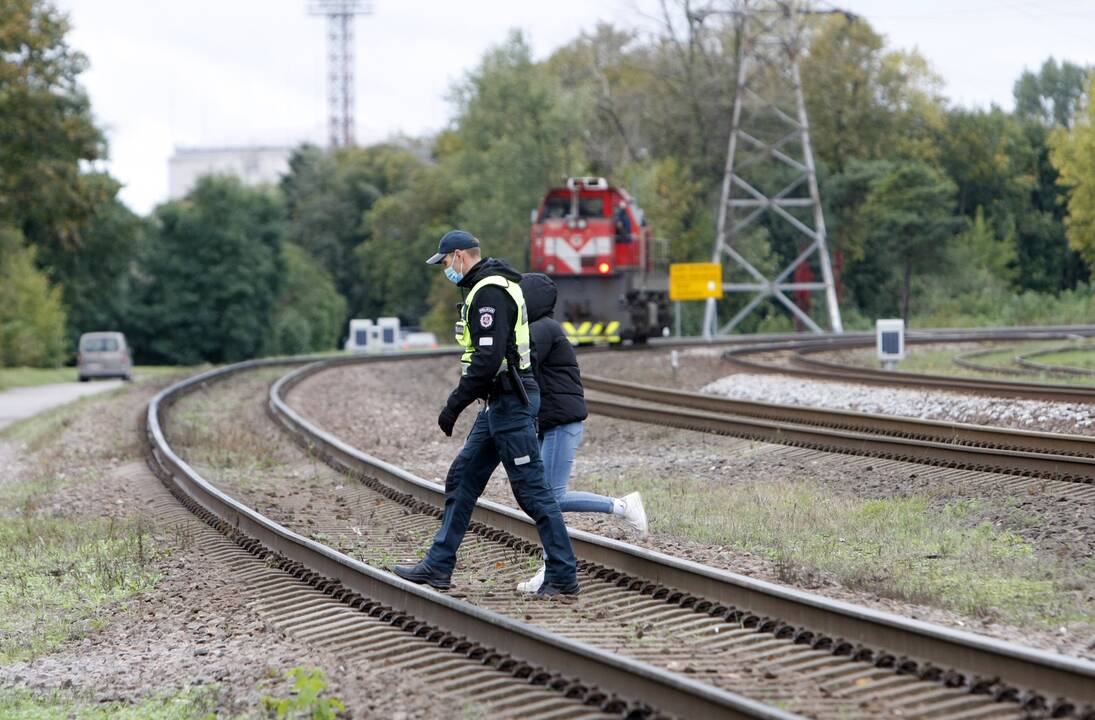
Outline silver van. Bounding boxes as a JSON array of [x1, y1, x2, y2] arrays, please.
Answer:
[[78, 332, 132, 381]]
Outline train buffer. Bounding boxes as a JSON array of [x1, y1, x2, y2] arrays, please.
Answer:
[[562, 320, 621, 345]]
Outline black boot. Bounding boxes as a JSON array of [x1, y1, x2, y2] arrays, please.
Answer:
[[535, 580, 580, 598], [391, 561, 451, 590]]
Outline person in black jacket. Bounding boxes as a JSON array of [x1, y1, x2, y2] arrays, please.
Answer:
[[516, 273, 647, 593], [392, 232, 579, 597]]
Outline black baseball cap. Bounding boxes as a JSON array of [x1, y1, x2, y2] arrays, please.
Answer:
[[426, 230, 480, 264]]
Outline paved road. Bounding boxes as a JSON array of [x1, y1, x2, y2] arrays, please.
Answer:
[[0, 381, 124, 431]]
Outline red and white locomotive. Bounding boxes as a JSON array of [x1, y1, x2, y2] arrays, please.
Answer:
[[529, 177, 670, 344]]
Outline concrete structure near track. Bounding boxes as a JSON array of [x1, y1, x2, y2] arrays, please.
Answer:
[[168, 146, 293, 200]]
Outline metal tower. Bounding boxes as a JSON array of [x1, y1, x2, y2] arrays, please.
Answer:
[[701, 0, 843, 336], [308, 1, 373, 148]]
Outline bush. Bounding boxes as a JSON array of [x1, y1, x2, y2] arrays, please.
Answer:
[[0, 228, 67, 367], [264, 243, 347, 355]]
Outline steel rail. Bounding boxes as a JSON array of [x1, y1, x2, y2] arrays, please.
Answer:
[[584, 394, 1095, 486], [583, 375, 1095, 462], [272, 355, 1095, 715], [722, 331, 1095, 403], [1017, 345, 1095, 377], [147, 356, 798, 720], [952, 347, 1033, 377]]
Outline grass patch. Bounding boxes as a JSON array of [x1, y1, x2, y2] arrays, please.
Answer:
[[166, 368, 291, 478], [0, 686, 223, 719], [0, 515, 163, 663], [0, 389, 124, 449], [1030, 346, 1095, 372], [841, 342, 1095, 386], [580, 474, 1095, 629], [260, 667, 345, 720], [0, 469, 88, 518], [0, 366, 194, 392], [0, 368, 76, 391]]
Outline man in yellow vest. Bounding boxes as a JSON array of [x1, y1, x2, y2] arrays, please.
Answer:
[[393, 230, 580, 597]]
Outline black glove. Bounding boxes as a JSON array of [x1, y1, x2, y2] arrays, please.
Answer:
[[438, 407, 458, 437]]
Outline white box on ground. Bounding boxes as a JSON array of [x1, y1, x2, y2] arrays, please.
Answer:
[[876, 319, 905, 366], [345, 317, 401, 353]]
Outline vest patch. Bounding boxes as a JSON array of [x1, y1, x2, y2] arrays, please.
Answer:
[[514, 455, 531, 466], [478, 337, 493, 346], [478, 306, 496, 314], [479, 312, 494, 328]]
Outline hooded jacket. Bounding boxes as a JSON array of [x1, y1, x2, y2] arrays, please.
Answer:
[[444, 257, 537, 417], [520, 273, 588, 433]]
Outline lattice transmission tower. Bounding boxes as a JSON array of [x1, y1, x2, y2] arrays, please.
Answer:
[[308, 1, 374, 148], [701, 0, 844, 337]]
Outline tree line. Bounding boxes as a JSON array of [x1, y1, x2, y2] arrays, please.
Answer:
[[4, 0, 1095, 366]]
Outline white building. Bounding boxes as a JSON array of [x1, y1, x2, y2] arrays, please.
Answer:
[[167, 146, 293, 200]]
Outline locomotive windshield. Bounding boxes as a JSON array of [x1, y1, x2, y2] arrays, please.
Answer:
[[578, 197, 604, 218], [538, 193, 607, 221]]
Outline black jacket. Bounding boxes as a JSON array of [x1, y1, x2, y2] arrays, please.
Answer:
[[444, 258, 538, 418], [520, 273, 588, 432]]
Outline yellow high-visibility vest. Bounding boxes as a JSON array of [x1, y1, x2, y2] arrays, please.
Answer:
[[456, 275, 531, 376]]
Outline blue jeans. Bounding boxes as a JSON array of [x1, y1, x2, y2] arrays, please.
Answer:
[[424, 390, 577, 587], [540, 422, 614, 513]]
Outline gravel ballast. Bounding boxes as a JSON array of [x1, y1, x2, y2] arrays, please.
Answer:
[[703, 372, 1095, 432]]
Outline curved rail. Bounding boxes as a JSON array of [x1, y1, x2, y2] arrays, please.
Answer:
[[952, 347, 1033, 377], [724, 330, 1095, 403], [271, 354, 1095, 717], [1017, 345, 1095, 377], [583, 375, 1095, 481], [146, 355, 793, 720]]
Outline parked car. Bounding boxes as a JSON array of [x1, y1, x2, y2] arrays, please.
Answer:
[[78, 331, 132, 381], [401, 331, 438, 351]]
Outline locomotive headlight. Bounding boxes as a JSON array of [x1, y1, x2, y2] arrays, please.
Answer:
[[597, 262, 611, 274]]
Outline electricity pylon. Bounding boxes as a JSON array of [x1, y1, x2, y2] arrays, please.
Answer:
[[701, 0, 844, 336], [308, 1, 374, 148]]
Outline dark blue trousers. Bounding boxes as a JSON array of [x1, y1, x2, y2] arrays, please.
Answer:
[[424, 390, 578, 587]]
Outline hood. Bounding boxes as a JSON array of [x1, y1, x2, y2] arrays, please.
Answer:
[[458, 256, 524, 289], [520, 273, 557, 322]]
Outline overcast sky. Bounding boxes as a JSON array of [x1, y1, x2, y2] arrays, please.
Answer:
[[57, 0, 1095, 215]]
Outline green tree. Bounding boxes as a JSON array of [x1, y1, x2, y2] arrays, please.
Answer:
[[446, 32, 589, 263], [132, 177, 284, 365], [355, 163, 458, 322], [0, 0, 109, 271], [1014, 57, 1089, 128], [52, 176, 146, 346], [1049, 76, 1095, 271], [265, 243, 347, 355], [857, 162, 964, 320], [802, 14, 946, 172], [0, 227, 67, 366], [281, 142, 423, 311]]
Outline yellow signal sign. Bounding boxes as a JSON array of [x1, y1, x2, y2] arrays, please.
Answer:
[[669, 263, 723, 301]]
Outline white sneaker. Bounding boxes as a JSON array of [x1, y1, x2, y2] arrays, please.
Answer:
[[620, 492, 649, 536], [517, 565, 546, 593]]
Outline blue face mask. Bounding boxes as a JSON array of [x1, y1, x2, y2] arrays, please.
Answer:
[[444, 255, 464, 284]]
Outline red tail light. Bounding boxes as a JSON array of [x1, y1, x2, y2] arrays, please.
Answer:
[[597, 262, 611, 274]]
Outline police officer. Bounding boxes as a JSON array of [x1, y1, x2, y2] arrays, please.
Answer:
[[392, 230, 580, 597]]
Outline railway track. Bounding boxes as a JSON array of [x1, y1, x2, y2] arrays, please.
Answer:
[[952, 348, 1034, 377], [723, 331, 1095, 404], [1017, 346, 1095, 378], [262, 353, 1095, 719], [581, 376, 1095, 495], [148, 357, 798, 719]]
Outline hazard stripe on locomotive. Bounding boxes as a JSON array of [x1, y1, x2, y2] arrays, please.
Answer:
[[529, 177, 670, 344]]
